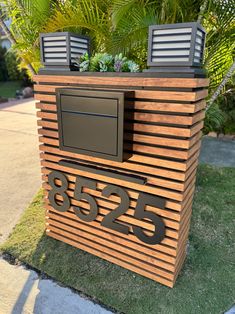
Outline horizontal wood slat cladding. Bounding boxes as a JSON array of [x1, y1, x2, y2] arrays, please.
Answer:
[[33, 75, 209, 88], [34, 73, 208, 288]]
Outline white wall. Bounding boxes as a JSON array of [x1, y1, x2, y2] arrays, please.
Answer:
[[1, 38, 11, 50]]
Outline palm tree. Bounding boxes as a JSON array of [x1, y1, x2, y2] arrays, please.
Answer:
[[2, 0, 234, 106], [110, 0, 202, 56], [1, 0, 59, 73], [0, 13, 35, 75]]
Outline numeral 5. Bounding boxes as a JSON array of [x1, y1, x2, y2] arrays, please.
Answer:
[[73, 177, 98, 222], [133, 193, 165, 245]]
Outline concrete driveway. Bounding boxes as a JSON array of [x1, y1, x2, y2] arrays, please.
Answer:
[[0, 98, 112, 314], [0, 98, 41, 244]]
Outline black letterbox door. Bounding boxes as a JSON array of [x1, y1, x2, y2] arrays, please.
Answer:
[[56, 89, 125, 162]]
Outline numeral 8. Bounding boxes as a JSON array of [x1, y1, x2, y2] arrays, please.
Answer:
[[48, 171, 70, 212]]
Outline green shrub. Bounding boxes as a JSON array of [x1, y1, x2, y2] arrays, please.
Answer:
[[217, 88, 235, 134], [203, 103, 225, 135], [5, 51, 23, 81], [0, 46, 8, 81]]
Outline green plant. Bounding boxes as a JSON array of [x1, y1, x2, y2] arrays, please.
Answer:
[[2, 0, 234, 92], [1, 0, 59, 74], [0, 46, 8, 81], [203, 0, 235, 97], [216, 86, 235, 134], [203, 103, 225, 135], [110, 0, 202, 59], [76, 52, 140, 72], [5, 51, 22, 81]]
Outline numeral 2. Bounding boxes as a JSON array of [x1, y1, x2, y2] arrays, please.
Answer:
[[101, 184, 130, 235]]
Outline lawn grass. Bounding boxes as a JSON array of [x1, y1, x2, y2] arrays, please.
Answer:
[[0, 81, 22, 98], [1, 165, 235, 314]]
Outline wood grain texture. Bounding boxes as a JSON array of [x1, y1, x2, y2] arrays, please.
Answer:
[[34, 73, 208, 288], [33, 74, 209, 88]]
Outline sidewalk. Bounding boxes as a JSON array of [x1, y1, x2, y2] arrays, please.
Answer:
[[0, 98, 41, 244], [0, 258, 112, 314], [200, 136, 235, 167], [0, 99, 112, 314]]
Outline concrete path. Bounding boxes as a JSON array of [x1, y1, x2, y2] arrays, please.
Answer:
[[0, 98, 41, 244], [0, 99, 112, 314], [200, 136, 235, 167], [0, 258, 112, 314]]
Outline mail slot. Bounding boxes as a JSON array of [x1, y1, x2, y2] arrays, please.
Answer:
[[56, 89, 126, 162]]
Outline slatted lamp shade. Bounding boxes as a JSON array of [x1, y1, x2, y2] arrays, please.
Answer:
[[40, 32, 90, 71], [147, 22, 206, 76]]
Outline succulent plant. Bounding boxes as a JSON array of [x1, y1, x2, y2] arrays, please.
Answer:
[[75, 52, 140, 73], [79, 60, 90, 72], [127, 60, 139, 73]]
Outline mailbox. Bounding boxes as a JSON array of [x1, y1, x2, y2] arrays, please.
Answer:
[[35, 72, 209, 288], [56, 89, 127, 162], [36, 23, 208, 288]]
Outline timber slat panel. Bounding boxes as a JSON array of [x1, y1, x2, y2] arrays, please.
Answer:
[[41, 150, 198, 192], [36, 99, 206, 114], [41, 160, 186, 201], [43, 183, 181, 222], [37, 109, 205, 127], [39, 133, 200, 161], [44, 189, 181, 231], [47, 223, 175, 280], [33, 75, 209, 88], [38, 126, 202, 150], [46, 215, 176, 268], [46, 203, 178, 256], [34, 73, 208, 287], [34, 89, 208, 103], [46, 217, 175, 272], [37, 114, 203, 138], [41, 168, 196, 213], [39, 148, 189, 181], [47, 230, 174, 287]]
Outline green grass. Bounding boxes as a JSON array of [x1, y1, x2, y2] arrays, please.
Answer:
[[1, 165, 235, 314], [0, 81, 22, 98]]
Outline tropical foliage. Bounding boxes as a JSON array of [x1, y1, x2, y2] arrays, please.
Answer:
[[1, 1, 234, 88], [1, 0, 234, 131]]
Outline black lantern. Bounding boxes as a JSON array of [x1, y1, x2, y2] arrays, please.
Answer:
[[40, 32, 90, 71], [146, 22, 206, 77]]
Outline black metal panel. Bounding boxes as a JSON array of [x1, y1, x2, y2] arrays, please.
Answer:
[[56, 88, 126, 162], [62, 112, 118, 155], [60, 95, 118, 116], [59, 160, 147, 185]]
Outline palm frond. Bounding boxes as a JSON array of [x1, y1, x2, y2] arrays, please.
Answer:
[[203, 0, 235, 95]]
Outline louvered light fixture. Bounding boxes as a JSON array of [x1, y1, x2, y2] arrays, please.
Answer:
[[146, 22, 206, 77], [40, 32, 90, 71]]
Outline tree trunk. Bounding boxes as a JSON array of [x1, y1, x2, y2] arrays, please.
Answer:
[[0, 16, 36, 76], [208, 61, 235, 105], [197, 0, 208, 23]]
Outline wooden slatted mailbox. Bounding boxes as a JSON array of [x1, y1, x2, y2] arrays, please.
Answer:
[[34, 22, 208, 288], [34, 23, 208, 287]]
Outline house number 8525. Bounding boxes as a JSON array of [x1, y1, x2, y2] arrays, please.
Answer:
[[48, 170, 166, 245]]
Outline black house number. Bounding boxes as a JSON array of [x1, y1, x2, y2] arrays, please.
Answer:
[[48, 170, 166, 245]]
